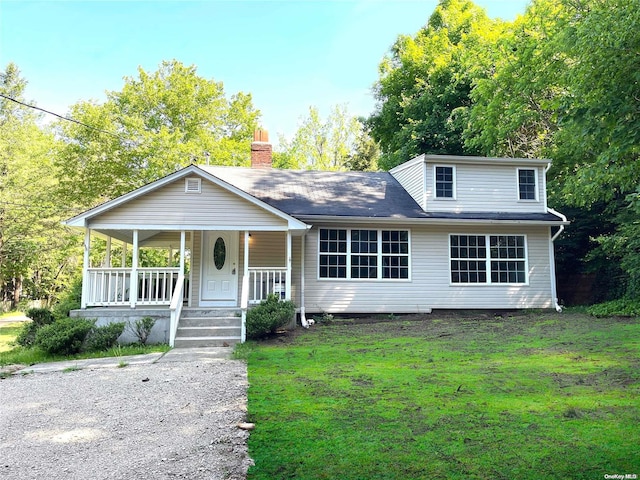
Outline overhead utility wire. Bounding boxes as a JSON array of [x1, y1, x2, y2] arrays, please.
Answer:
[[0, 93, 124, 140]]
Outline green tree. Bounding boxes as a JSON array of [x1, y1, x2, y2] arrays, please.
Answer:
[[369, 0, 502, 169], [464, 0, 570, 159], [275, 105, 365, 171], [55, 59, 260, 207], [463, 0, 640, 299], [0, 63, 78, 308], [345, 124, 380, 172]]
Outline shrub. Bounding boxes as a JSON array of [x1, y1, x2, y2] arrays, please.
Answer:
[[246, 294, 296, 339], [84, 322, 126, 352], [15, 308, 56, 347], [35, 318, 95, 355], [27, 308, 56, 326], [587, 298, 640, 317], [127, 316, 156, 345], [52, 277, 82, 320]]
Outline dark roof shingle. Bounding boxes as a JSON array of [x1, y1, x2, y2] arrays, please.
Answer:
[[201, 166, 565, 223]]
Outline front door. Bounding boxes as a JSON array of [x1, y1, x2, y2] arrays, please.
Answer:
[[200, 231, 238, 306]]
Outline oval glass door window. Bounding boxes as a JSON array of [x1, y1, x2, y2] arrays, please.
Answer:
[[213, 237, 226, 270]]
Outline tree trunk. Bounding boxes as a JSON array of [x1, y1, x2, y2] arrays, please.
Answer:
[[11, 276, 21, 309]]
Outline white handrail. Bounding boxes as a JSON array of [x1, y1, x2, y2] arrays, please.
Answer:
[[169, 273, 185, 347], [240, 275, 249, 343]]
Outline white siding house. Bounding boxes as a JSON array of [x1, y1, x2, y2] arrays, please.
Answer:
[[64, 135, 568, 346]]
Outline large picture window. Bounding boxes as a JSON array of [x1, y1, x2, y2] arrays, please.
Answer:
[[450, 234, 527, 284], [319, 229, 410, 280]]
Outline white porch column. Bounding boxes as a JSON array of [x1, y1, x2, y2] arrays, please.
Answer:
[[286, 231, 292, 301], [244, 231, 250, 279], [179, 231, 186, 273], [81, 228, 91, 309], [121, 241, 127, 267], [104, 236, 112, 267], [130, 229, 139, 309]]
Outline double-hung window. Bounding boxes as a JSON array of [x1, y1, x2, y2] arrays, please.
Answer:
[[319, 229, 410, 280], [450, 234, 527, 284], [435, 166, 455, 199], [518, 168, 537, 201]]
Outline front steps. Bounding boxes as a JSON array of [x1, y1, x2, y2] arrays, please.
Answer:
[[174, 308, 242, 348]]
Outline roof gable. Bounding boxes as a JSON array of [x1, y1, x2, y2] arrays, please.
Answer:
[[64, 165, 309, 231]]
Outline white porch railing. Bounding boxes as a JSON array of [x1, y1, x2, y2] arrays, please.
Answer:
[[248, 267, 287, 304], [86, 267, 181, 306]]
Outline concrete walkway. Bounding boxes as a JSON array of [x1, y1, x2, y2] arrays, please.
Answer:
[[0, 313, 29, 324], [12, 346, 236, 374]]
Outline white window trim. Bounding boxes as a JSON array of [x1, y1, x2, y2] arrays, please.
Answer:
[[448, 233, 529, 286], [433, 165, 457, 200], [185, 177, 202, 194], [317, 228, 412, 281], [516, 167, 538, 202]]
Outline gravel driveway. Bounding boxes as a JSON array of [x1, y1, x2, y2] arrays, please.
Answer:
[[0, 357, 251, 479]]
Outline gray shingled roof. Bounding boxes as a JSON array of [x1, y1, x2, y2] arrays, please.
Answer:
[[200, 166, 565, 223]]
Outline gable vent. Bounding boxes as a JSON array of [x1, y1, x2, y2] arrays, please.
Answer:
[[185, 177, 201, 194]]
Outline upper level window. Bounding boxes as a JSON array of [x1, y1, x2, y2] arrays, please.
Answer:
[[518, 168, 537, 201], [435, 166, 455, 199], [319, 229, 410, 280]]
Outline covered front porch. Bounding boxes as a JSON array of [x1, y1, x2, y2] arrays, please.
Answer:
[[78, 227, 306, 346]]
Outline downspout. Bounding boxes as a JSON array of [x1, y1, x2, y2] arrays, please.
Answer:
[[300, 234, 308, 328], [545, 161, 565, 312], [548, 208, 568, 312]]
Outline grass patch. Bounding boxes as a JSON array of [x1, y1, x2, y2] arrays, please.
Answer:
[[0, 322, 25, 353], [246, 312, 640, 479], [0, 322, 170, 367]]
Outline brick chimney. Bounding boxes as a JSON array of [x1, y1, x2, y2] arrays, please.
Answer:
[[251, 128, 272, 168]]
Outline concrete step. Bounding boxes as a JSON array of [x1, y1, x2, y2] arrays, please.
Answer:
[[174, 336, 241, 348], [180, 308, 241, 318], [177, 326, 241, 337], [179, 316, 241, 328]]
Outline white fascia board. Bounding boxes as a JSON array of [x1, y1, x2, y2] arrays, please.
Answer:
[[295, 215, 569, 226], [389, 154, 426, 175], [87, 223, 308, 233], [64, 165, 310, 232], [423, 154, 551, 167]]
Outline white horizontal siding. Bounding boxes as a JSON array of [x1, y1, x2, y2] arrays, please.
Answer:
[[301, 224, 554, 313], [425, 163, 546, 213], [390, 161, 425, 209], [91, 178, 288, 229]]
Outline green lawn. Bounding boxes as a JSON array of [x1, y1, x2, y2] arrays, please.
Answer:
[[245, 311, 640, 479]]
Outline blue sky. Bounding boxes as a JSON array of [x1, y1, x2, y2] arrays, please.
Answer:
[[0, 0, 530, 145]]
